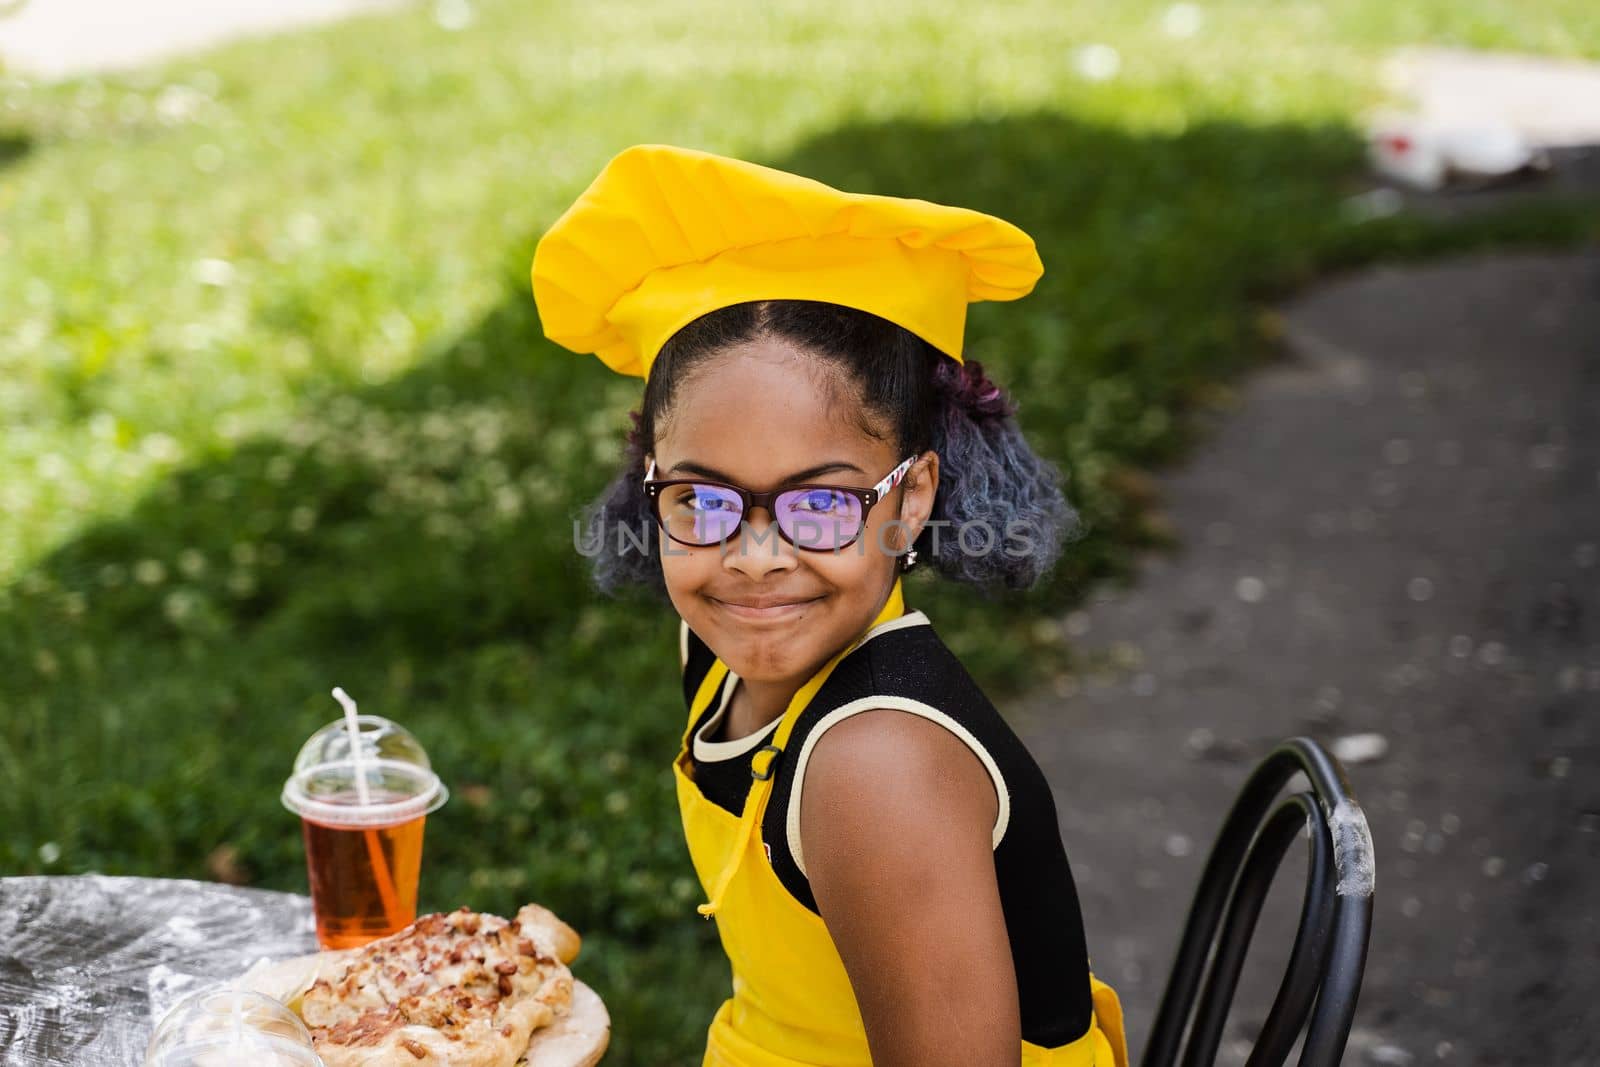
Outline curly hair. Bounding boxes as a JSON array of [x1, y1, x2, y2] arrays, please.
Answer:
[[572, 300, 1083, 601]]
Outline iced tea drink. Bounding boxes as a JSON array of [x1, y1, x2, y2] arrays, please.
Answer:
[[282, 713, 448, 950], [300, 798, 427, 948]]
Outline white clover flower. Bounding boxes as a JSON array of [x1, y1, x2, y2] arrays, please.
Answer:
[[1162, 3, 1203, 39], [434, 0, 474, 30], [192, 258, 234, 287], [1073, 43, 1121, 82]]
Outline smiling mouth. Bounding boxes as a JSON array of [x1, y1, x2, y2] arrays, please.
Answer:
[[712, 596, 822, 620]]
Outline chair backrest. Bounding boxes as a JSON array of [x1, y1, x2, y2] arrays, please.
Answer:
[[1141, 737, 1376, 1067]]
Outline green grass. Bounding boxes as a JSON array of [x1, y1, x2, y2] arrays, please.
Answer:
[[1, 1, 1596, 1061]]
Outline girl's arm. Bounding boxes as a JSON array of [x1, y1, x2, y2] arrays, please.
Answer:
[[800, 709, 1018, 1067]]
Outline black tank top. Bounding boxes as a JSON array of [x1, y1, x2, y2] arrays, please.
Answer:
[[680, 612, 1095, 1047]]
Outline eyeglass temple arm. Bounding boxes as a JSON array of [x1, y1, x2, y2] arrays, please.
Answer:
[[871, 455, 917, 501]]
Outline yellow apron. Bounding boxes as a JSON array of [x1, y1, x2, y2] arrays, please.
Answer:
[[673, 577, 1130, 1067]]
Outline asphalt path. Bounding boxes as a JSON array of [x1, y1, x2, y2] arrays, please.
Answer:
[[1013, 249, 1599, 1065]]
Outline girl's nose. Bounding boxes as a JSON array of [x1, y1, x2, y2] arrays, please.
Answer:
[[721, 506, 798, 579]]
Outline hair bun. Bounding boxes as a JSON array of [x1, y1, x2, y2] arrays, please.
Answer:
[[933, 358, 1015, 422]]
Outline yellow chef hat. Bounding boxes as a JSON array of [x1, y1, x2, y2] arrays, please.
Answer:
[[530, 143, 1044, 380]]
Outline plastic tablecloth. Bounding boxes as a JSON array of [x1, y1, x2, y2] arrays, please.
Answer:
[[0, 875, 319, 1066]]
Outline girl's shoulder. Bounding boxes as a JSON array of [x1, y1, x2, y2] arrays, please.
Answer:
[[808, 611, 1001, 734], [775, 615, 1049, 875]]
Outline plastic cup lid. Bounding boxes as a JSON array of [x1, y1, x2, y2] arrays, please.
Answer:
[[281, 759, 448, 828], [146, 988, 322, 1066], [281, 714, 448, 827]]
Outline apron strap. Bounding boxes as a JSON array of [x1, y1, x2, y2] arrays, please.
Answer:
[[696, 576, 906, 918], [1088, 972, 1129, 1067], [695, 648, 846, 918], [684, 658, 732, 750]]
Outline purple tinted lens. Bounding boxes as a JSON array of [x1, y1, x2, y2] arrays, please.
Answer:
[[776, 488, 863, 549], [661, 483, 743, 544]]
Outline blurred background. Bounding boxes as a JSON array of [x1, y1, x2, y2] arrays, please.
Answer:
[[1, 1, 1596, 1064]]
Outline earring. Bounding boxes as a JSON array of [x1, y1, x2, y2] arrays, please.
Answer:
[[901, 547, 919, 571]]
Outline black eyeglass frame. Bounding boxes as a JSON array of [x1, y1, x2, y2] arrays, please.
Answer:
[[641, 454, 918, 552]]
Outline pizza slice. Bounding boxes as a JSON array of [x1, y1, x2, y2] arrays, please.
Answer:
[[241, 903, 604, 1067]]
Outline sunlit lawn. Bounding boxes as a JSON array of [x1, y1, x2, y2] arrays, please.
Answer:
[[1, 1, 1596, 1061]]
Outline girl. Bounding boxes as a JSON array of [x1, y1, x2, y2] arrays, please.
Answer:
[[532, 144, 1128, 1067]]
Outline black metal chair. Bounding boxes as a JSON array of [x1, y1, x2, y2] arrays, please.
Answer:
[[1141, 737, 1376, 1067]]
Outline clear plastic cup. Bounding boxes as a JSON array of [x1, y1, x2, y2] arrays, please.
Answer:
[[145, 988, 323, 1066], [280, 715, 448, 949]]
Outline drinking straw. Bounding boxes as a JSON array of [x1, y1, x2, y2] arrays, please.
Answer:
[[331, 687, 402, 933]]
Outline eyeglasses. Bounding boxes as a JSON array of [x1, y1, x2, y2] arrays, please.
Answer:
[[643, 455, 918, 551]]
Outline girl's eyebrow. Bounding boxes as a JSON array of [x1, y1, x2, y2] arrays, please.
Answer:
[[669, 459, 866, 483]]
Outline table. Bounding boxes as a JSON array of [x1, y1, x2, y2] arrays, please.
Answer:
[[0, 875, 319, 1066]]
